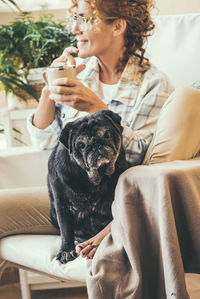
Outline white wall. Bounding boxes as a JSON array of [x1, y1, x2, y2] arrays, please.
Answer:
[[155, 0, 200, 15]]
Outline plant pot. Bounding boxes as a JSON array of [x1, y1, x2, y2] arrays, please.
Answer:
[[14, 67, 47, 106], [27, 67, 47, 83]]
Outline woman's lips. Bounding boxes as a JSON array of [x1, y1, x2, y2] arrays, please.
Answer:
[[77, 40, 88, 47]]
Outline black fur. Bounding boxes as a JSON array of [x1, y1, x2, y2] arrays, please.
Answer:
[[48, 110, 128, 263]]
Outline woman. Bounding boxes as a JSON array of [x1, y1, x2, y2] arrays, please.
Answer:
[[25, 0, 173, 259]]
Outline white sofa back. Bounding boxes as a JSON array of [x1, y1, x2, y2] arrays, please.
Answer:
[[146, 13, 200, 88]]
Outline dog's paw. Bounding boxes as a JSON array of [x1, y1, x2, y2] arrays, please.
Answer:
[[56, 249, 77, 264]]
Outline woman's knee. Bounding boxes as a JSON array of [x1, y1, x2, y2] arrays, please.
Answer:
[[170, 87, 200, 112], [163, 87, 200, 116]]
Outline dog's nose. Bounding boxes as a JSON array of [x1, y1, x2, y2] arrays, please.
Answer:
[[97, 144, 105, 153], [98, 163, 108, 177]]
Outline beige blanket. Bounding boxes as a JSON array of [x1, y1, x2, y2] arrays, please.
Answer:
[[86, 158, 200, 299]]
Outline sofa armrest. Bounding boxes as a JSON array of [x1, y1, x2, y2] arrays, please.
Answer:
[[0, 146, 51, 189]]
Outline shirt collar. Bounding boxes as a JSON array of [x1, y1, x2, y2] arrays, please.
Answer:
[[78, 56, 141, 105]]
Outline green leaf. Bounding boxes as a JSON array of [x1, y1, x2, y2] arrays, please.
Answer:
[[1, 0, 22, 12], [12, 127, 23, 135]]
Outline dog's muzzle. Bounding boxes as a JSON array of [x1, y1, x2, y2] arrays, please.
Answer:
[[86, 147, 117, 185], [87, 159, 116, 185]]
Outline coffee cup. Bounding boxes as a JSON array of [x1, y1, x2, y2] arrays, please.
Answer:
[[43, 65, 76, 85]]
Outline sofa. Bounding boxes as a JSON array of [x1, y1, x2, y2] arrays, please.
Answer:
[[0, 13, 200, 299]]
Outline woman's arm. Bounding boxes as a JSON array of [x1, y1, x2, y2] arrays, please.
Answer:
[[27, 86, 62, 150], [33, 86, 55, 129]]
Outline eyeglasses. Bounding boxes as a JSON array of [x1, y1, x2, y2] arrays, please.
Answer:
[[70, 14, 91, 31], [70, 14, 118, 32]]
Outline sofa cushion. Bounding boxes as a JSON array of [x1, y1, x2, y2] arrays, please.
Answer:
[[0, 147, 51, 189], [143, 87, 200, 164], [0, 235, 87, 282]]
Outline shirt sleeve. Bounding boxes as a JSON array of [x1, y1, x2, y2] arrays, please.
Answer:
[[121, 70, 174, 166], [27, 104, 62, 150]]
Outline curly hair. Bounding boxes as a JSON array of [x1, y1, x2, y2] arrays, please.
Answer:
[[70, 0, 155, 75]]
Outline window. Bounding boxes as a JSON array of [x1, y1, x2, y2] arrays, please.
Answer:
[[0, 0, 70, 12]]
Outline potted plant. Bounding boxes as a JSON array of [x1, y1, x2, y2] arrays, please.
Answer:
[[0, 9, 76, 102]]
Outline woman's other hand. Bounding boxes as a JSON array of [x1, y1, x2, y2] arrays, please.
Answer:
[[76, 222, 112, 259]]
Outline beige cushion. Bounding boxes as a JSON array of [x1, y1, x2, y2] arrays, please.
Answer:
[[0, 147, 50, 189], [143, 87, 200, 165]]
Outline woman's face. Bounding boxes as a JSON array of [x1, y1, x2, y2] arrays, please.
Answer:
[[71, 0, 116, 59]]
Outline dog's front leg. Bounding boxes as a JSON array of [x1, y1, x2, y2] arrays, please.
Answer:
[[56, 209, 78, 264], [49, 181, 77, 263]]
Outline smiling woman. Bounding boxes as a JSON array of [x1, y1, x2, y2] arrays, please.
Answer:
[[70, 0, 155, 74]]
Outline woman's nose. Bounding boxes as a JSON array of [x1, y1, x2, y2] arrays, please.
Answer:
[[71, 23, 82, 35]]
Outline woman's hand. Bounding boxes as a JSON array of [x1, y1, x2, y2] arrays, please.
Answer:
[[76, 222, 112, 259], [48, 46, 107, 113], [49, 77, 108, 113], [51, 46, 86, 75]]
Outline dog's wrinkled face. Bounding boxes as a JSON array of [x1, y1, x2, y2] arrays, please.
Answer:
[[59, 110, 123, 185]]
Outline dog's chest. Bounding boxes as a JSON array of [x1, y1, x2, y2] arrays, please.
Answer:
[[69, 201, 97, 218], [69, 194, 96, 213], [66, 186, 112, 219]]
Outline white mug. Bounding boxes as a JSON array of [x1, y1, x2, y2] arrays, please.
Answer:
[[43, 65, 76, 85]]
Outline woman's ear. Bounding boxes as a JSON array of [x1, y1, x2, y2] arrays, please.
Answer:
[[112, 19, 127, 37]]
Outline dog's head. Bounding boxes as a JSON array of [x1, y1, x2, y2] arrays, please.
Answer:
[[59, 110, 123, 185]]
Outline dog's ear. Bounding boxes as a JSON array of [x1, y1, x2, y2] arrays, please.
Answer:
[[101, 110, 123, 134], [59, 122, 73, 152], [102, 110, 121, 124]]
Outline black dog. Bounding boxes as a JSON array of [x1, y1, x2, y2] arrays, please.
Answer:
[[47, 110, 128, 264]]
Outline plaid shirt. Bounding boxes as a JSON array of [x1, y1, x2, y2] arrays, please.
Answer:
[[27, 56, 174, 165]]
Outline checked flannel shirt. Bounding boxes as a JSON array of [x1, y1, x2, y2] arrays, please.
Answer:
[[27, 56, 174, 166]]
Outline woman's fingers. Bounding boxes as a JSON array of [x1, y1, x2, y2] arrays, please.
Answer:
[[62, 46, 79, 56], [50, 77, 76, 87], [75, 233, 104, 259], [76, 244, 83, 255], [49, 78, 107, 112], [86, 247, 97, 259], [50, 47, 79, 67], [50, 47, 86, 75], [79, 243, 98, 258], [62, 47, 78, 66]]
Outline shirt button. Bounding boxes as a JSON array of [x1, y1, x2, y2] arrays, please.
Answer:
[[61, 112, 65, 118]]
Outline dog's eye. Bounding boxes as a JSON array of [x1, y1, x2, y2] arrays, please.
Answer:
[[104, 130, 112, 139], [77, 141, 85, 150]]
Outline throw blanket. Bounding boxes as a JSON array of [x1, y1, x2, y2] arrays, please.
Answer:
[[86, 158, 200, 299]]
